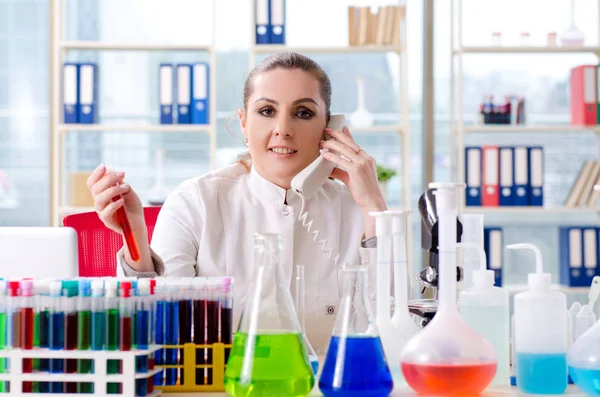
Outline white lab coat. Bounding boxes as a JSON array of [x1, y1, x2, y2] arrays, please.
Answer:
[[117, 162, 376, 352]]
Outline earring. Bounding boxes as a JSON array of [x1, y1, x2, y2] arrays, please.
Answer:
[[243, 138, 249, 147]]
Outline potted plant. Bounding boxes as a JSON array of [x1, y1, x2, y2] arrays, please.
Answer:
[[377, 164, 397, 198]]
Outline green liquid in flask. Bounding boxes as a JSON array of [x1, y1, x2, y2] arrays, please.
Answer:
[[224, 331, 314, 397]]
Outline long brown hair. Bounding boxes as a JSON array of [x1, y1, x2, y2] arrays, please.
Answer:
[[236, 52, 332, 171]]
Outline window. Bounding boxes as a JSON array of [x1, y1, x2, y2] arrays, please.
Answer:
[[0, 0, 426, 275]]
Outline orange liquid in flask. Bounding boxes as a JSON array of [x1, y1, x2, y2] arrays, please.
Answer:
[[112, 196, 140, 262], [401, 362, 497, 396]]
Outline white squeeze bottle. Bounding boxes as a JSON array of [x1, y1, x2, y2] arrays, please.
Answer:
[[508, 243, 568, 394], [458, 242, 510, 386]]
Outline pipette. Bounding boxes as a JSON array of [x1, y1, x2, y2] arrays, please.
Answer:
[[386, 210, 420, 338]]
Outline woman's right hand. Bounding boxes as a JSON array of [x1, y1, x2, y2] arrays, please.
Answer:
[[86, 163, 146, 236]]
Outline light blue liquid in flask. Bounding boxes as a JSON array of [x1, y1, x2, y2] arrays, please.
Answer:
[[319, 266, 393, 397]]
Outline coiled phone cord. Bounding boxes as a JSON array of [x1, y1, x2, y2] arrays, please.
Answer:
[[296, 193, 343, 294]]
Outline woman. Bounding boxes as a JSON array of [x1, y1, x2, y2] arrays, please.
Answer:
[[87, 52, 387, 351]]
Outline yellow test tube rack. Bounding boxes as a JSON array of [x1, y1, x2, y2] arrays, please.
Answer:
[[155, 342, 232, 393]]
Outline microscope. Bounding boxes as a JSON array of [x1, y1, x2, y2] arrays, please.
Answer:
[[408, 187, 463, 326]]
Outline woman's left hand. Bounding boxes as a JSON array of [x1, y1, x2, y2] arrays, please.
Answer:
[[319, 125, 387, 216]]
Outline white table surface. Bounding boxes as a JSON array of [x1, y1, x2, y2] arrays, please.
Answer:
[[162, 384, 586, 396]]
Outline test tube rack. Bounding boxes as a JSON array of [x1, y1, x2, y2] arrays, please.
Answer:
[[155, 342, 231, 392], [0, 345, 162, 396]]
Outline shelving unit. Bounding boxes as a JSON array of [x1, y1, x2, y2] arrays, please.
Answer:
[[247, 0, 413, 267], [449, 0, 600, 296], [455, 45, 600, 54], [450, 0, 600, 216], [48, 0, 217, 226], [253, 44, 404, 54]]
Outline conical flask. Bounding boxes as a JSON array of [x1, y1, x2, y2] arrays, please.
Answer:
[[400, 183, 497, 396], [224, 233, 314, 397], [319, 265, 394, 397], [567, 276, 600, 395], [296, 264, 319, 375]]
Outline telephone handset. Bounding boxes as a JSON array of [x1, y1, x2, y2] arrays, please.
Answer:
[[290, 114, 346, 199], [291, 114, 347, 296]]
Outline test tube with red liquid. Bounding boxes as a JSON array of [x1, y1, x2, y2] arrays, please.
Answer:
[[20, 280, 34, 393], [107, 167, 140, 262], [206, 278, 220, 385], [147, 279, 156, 395], [120, 281, 134, 351]]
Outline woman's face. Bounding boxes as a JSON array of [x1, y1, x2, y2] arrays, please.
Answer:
[[240, 68, 328, 189]]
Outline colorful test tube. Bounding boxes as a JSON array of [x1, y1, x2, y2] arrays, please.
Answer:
[[0, 280, 7, 393], [62, 280, 79, 393], [49, 280, 64, 393], [77, 280, 93, 393], [105, 279, 120, 394], [136, 279, 151, 397], [20, 280, 35, 393]]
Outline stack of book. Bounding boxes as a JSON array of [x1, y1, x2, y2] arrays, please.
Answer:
[[62, 63, 98, 124], [159, 63, 210, 125], [347, 5, 405, 47], [465, 146, 544, 207], [564, 160, 600, 209]]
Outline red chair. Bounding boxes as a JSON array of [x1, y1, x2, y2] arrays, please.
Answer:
[[62, 207, 162, 277]]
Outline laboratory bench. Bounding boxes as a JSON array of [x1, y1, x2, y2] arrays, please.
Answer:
[[164, 385, 586, 396]]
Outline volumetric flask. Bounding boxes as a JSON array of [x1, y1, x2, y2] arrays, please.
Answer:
[[319, 265, 394, 397], [400, 183, 497, 396], [224, 233, 314, 397]]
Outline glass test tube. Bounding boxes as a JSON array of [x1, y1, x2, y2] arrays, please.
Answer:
[[0, 281, 8, 393], [63, 280, 79, 393], [153, 281, 166, 387], [34, 280, 51, 393], [20, 280, 35, 393], [77, 280, 93, 393], [178, 279, 192, 384], [206, 278, 220, 385], [147, 279, 156, 395], [105, 279, 121, 394], [136, 280, 151, 397], [7, 281, 20, 350], [164, 280, 179, 386], [220, 278, 233, 363], [135, 279, 152, 397], [49, 280, 64, 393], [193, 278, 206, 385], [119, 281, 134, 351], [90, 280, 105, 352]]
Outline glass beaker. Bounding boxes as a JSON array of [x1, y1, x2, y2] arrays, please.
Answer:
[[296, 264, 319, 375], [224, 233, 314, 397], [319, 266, 394, 397]]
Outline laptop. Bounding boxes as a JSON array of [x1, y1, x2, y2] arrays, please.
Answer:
[[0, 226, 79, 279]]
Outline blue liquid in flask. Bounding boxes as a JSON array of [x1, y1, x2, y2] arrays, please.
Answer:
[[517, 352, 567, 394], [569, 367, 600, 395], [309, 354, 319, 375], [319, 335, 393, 397]]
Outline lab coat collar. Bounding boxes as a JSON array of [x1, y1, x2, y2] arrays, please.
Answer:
[[249, 165, 292, 206]]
